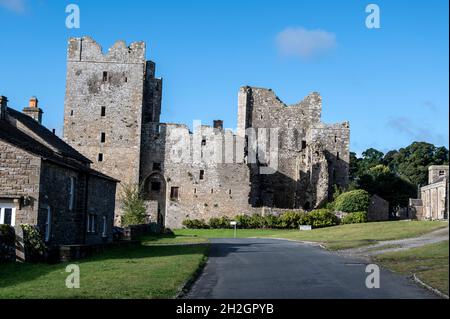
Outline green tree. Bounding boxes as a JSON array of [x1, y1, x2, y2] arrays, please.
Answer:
[[120, 183, 147, 227]]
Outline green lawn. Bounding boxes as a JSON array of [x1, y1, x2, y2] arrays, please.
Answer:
[[0, 241, 208, 299], [175, 220, 448, 250], [140, 233, 208, 245], [374, 240, 449, 295]]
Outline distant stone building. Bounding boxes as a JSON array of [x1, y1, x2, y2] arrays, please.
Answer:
[[63, 37, 350, 228], [367, 194, 389, 221], [0, 95, 118, 247], [409, 165, 449, 220]]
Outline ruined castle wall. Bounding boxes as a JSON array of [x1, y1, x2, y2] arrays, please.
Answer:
[[140, 123, 252, 229]]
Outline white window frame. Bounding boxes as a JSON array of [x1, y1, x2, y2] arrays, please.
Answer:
[[0, 203, 16, 226], [102, 216, 107, 237], [43, 205, 51, 242], [69, 177, 76, 210], [87, 214, 96, 233]]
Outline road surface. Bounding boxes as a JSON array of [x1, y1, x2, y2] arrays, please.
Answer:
[[186, 238, 437, 299]]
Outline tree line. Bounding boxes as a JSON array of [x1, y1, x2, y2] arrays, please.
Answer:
[[348, 141, 449, 210]]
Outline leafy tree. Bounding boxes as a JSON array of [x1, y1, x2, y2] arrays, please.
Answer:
[[120, 183, 147, 227]]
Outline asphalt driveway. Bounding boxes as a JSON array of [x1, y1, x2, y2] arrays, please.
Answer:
[[185, 238, 437, 299]]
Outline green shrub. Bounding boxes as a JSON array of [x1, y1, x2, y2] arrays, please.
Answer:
[[182, 219, 209, 229], [21, 224, 46, 262], [334, 189, 370, 213], [307, 209, 339, 228], [263, 214, 280, 229], [209, 216, 231, 229], [341, 211, 368, 224], [120, 183, 147, 227], [279, 211, 304, 228]]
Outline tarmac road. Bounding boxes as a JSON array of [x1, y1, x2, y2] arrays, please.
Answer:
[[185, 238, 437, 299]]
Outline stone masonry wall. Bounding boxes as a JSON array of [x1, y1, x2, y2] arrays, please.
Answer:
[[63, 37, 160, 224], [0, 139, 41, 225]]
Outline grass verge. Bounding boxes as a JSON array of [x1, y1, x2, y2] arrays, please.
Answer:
[[175, 220, 447, 250], [374, 240, 449, 296], [0, 240, 208, 298]]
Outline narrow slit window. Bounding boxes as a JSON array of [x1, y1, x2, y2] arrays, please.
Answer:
[[199, 170, 204, 180], [336, 152, 340, 160], [170, 187, 179, 200], [101, 106, 106, 117], [103, 71, 108, 82], [100, 132, 106, 143], [98, 153, 103, 162]]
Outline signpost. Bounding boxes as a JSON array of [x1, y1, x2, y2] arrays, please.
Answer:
[[230, 221, 237, 238]]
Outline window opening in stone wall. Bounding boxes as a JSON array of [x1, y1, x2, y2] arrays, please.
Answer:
[[98, 153, 103, 162], [334, 135, 337, 143], [439, 170, 445, 176], [170, 187, 179, 200], [103, 71, 108, 82], [70, 110, 73, 116], [199, 170, 204, 180], [153, 162, 161, 171], [101, 106, 106, 117], [101, 132, 106, 143], [211, 189, 214, 194], [301, 140, 307, 150], [336, 152, 340, 160], [201, 137, 206, 146]]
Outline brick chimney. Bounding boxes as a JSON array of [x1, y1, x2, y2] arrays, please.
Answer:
[[213, 120, 223, 130], [23, 96, 43, 124], [0, 95, 7, 120]]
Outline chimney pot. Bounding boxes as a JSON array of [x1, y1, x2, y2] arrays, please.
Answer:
[[23, 96, 43, 124], [213, 120, 223, 130], [0, 95, 7, 120]]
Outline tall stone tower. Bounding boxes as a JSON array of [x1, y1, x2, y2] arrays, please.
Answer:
[[63, 37, 162, 224]]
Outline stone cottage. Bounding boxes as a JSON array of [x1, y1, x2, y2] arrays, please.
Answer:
[[0, 95, 118, 249], [409, 165, 449, 220]]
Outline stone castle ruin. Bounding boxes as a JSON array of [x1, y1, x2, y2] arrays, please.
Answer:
[[63, 37, 350, 228]]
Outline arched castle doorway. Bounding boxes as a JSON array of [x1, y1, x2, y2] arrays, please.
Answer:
[[143, 172, 167, 227]]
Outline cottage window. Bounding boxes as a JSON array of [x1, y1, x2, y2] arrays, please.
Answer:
[[87, 214, 96, 233], [170, 187, 179, 200], [44, 206, 52, 242], [69, 177, 76, 210], [0, 204, 15, 226], [102, 216, 107, 237]]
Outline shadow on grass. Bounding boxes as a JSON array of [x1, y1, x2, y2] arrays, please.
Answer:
[[0, 242, 209, 289]]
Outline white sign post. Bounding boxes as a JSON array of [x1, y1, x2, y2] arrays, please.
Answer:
[[230, 221, 237, 238]]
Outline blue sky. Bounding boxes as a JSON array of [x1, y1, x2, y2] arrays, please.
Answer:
[[0, 0, 448, 154]]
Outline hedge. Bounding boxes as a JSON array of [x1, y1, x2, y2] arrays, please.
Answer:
[[182, 210, 339, 230], [334, 189, 370, 213], [341, 211, 368, 224]]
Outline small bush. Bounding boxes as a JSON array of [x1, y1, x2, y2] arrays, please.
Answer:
[[334, 189, 370, 213], [209, 216, 231, 229], [182, 219, 209, 229], [120, 183, 147, 227], [21, 224, 46, 262], [307, 209, 339, 228], [341, 211, 368, 224]]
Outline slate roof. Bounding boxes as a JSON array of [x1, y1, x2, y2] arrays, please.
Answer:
[[6, 107, 91, 163], [0, 109, 118, 183]]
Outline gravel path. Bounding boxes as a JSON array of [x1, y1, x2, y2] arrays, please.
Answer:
[[339, 225, 449, 257]]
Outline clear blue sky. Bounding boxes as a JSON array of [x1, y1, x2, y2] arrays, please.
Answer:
[[0, 0, 448, 154]]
